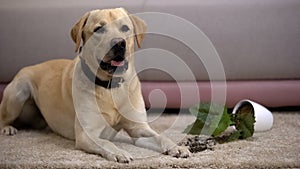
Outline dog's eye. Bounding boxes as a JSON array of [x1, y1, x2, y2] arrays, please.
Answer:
[[94, 26, 106, 33], [120, 25, 130, 32]]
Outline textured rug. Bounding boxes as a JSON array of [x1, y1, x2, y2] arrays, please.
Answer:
[[0, 112, 299, 169]]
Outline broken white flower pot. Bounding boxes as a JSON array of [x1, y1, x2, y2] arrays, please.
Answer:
[[232, 100, 274, 132]]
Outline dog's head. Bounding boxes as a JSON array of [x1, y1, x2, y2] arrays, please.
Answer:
[[71, 8, 146, 77]]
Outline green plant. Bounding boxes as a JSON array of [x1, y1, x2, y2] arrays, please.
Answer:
[[183, 103, 256, 143]]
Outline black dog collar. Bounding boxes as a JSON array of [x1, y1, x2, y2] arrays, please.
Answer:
[[80, 58, 124, 89]]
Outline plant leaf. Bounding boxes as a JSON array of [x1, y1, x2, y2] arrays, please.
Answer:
[[183, 119, 204, 135], [211, 108, 231, 136], [185, 103, 231, 136], [234, 103, 256, 139]]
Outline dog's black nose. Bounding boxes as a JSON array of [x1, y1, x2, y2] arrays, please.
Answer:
[[111, 38, 126, 49]]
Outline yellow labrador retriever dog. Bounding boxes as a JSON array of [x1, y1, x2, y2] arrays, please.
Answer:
[[0, 8, 190, 163]]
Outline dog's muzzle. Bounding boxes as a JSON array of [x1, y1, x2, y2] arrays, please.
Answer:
[[99, 38, 128, 74]]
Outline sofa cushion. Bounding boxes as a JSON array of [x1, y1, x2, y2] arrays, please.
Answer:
[[0, 0, 299, 82]]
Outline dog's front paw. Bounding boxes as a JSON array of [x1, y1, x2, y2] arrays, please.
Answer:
[[104, 149, 133, 163], [165, 145, 191, 158], [1, 125, 18, 136]]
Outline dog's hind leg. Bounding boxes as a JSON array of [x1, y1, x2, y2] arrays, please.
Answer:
[[12, 98, 47, 130], [0, 79, 31, 135]]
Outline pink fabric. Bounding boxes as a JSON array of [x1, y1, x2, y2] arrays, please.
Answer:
[[141, 80, 300, 108]]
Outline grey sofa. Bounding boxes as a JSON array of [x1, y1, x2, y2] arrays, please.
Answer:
[[1, 0, 300, 108]]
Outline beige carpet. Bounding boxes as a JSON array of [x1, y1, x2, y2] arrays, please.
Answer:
[[0, 112, 299, 169]]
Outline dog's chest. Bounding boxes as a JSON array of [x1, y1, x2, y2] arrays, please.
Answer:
[[95, 86, 129, 126]]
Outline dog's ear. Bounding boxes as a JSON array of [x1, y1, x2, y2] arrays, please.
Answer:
[[70, 12, 90, 52], [129, 15, 147, 48]]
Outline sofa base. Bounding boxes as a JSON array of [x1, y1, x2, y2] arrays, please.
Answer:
[[142, 80, 300, 108], [1, 80, 300, 109]]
